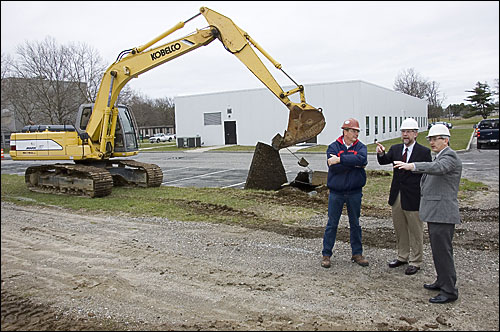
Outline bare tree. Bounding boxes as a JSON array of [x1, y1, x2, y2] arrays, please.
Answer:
[[394, 68, 446, 120], [154, 96, 175, 126], [426, 80, 446, 120], [2, 78, 40, 125], [5, 37, 109, 126], [1, 52, 14, 80], [67, 42, 107, 103], [9, 37, 86, 124], [1, 53, 14, 111], [116, 85, 134, 106], [393, 68, 429, 99], [4, 37, 177, 131], [127, 91, 153, 127], [126, 91, 175, 128]]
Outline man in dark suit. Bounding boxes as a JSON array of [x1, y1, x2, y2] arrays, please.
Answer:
[[376, 118, 432, 275], [395, 124, 462, 304]]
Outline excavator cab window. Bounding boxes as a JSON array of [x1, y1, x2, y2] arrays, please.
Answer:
[[114, 106, 139, 152], [78, 106, 92, 131]]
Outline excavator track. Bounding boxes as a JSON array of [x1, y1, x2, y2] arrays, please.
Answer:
[[104, 159, 163, 188], [25, 164, 113, 198]]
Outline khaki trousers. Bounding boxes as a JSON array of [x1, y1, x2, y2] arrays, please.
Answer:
[[391, 192, 424, 267]]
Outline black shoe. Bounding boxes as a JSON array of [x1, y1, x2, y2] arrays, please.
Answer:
[[429, 294, 457, 304], [424, 283, 440, 291], [388, 259, 408, 268], [404, 265, 420, 275]]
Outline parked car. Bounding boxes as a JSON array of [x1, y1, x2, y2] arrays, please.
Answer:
[[428, 121, 453, 130], [476, 118, 499, 149], [149, 133, 176, 143]]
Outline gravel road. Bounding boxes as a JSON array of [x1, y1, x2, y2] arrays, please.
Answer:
[[1, 183, 498, 331]]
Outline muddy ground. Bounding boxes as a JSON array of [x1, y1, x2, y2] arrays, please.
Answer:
[[1, 183, 499, 331]]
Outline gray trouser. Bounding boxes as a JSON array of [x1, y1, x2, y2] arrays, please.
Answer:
[[428, 222, 458, 299]]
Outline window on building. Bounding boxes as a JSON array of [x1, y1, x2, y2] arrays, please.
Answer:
[[389, 116, 392, 132], [383, 116, 386, 133], [365, 116, 370, 136], [204, 112, 222, 126], [375, 116, 378, 135], [395, 116, 398, 131]]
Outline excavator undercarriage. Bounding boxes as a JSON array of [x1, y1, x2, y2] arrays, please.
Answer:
[[25, 164, 114, 198], [25, 160, 163, 198]]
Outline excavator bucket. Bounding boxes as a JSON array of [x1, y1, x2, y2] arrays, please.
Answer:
[[272, 104, 326, 150]]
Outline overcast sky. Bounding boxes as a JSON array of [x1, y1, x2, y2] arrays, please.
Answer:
[[2, 1, 498, 107]]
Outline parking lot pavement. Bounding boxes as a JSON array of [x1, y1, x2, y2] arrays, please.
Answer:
[[162, 167, 246, 188], [2, 144, 498, 189], [160, 166, 299, 189]]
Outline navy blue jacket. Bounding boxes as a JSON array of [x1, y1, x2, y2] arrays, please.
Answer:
[[326, 136, 368, 194]]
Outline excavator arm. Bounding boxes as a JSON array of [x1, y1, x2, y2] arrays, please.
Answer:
[[200, 7, 325, 149], [87, 6, 325, 156]]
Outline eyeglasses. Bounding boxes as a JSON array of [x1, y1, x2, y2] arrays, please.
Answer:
[[347, 129, 360, 133], [427, 136, 445, 142]]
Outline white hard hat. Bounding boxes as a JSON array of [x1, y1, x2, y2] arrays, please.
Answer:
[[400, 118, 419, 130], [426, 123, 450, 138]]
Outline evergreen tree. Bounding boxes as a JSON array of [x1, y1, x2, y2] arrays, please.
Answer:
[[465, 81, 494, 119]]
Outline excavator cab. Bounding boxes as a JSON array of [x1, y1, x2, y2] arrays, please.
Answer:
[[75, 104, 139, 155]]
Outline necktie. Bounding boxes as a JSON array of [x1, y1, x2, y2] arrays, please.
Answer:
[[402, 148, 408, 163]]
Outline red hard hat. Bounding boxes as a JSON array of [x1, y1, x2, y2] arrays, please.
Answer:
[[341, 118, 360, 130]]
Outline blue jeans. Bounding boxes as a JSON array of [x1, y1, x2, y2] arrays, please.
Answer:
[[322, 190, 363, 257]]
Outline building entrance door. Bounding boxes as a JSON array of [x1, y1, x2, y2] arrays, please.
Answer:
[[224, 121, 237, 145]]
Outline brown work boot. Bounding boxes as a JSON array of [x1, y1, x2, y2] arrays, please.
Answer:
[[321, 256, 331, 268], [351, 254, 369, 267]]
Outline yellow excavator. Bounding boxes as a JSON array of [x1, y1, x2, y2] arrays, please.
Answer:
[[9, 7, 326, 197]]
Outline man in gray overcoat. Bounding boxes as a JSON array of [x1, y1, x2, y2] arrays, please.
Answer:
[[394, 124, 462, 304]]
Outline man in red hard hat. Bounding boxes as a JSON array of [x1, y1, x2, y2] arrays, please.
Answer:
[[321, 117, 369, 268], [341, 118, 360, 131]]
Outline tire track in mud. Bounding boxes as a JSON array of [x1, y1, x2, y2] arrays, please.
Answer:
[[1, 289, 116, 331]]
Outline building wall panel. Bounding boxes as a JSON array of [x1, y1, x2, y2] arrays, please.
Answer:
[[174, 80, 427, 147]]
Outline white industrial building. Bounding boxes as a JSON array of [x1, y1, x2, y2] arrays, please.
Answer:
[[174, 80, 428, 147]]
